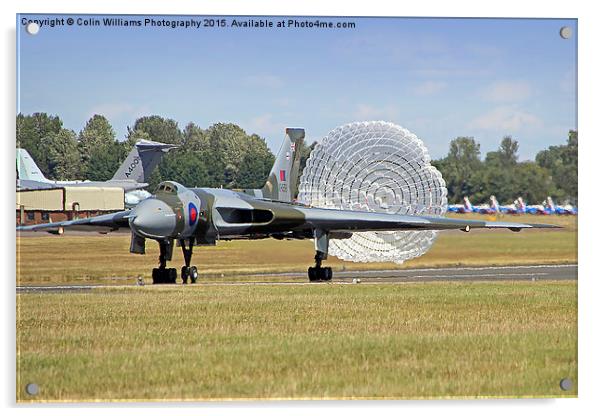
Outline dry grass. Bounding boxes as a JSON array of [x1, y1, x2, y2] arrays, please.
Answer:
[[16, 281, 577, 401], [16, 214, 577, 285]]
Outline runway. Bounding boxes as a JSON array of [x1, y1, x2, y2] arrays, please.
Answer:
[[16, 264, 577, 293], [256, 263, 577, 282]]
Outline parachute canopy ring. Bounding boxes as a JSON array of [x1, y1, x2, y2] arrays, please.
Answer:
[[298, 121, 448, 264]]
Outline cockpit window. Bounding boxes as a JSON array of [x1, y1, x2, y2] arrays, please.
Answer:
[[156, 182, 177, 194]]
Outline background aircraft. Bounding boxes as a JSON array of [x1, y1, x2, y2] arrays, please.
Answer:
[[448, 195, 577, 216], [447, 196, 477, 214], [18, 127, 559, 284], [17, 139, 177, 206]]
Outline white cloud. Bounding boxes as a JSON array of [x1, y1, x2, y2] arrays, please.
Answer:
[[243, 74, 284, 89], [274, 97, 292, 107], [560, 69, 576, 94], [250, 113, 273, 129], [412, 80, 447, 96], [353, 104, 400, 121], [87, 102, 149, 122], [482, 80, 533, 102], [247, 113, 283, 135], [468, 106, 543, 131], [242, 113, 288, 151]]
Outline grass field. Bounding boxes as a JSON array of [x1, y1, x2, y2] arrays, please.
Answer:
[[15, 214, 578, 401], [15, 214, 577, 285], [16, 281, 577, 401]]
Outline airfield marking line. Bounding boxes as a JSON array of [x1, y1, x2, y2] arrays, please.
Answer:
[[389, 272, 550, 279], [15, 274, 569, 291], [16, 285, 100, 291], [253, 264, 577, 277]]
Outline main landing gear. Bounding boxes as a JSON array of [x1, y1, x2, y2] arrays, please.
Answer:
[[308, 251, 332, 282], [151, 238, 199, 284], [180, 238, 198, 284], [307, 229, 332, 282]]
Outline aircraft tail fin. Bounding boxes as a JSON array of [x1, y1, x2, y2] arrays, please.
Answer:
[[111, 139, 178, 183], [16, 149, 49, 182], [259, 128, 305, 202]]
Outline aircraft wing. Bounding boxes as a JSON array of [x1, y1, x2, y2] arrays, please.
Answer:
[[295, 206, 560, 232], [16, 179, 56, 190], [17, 210, 132, 233]]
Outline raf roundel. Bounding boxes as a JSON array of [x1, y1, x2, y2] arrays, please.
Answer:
[[188, 202, 198, 226]]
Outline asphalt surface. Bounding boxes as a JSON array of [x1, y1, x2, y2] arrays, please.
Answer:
[[16, 264, 577, 293], [256, 264, 577, 282]]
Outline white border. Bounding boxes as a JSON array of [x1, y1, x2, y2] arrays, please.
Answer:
[[3, 1, 599, 415]]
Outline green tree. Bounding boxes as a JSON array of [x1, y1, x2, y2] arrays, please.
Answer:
[[125, 128, 151, 146], [139, 121, 275, 189], [476, 154, 514, 203], [42, 129, 80, 180], [79, 115, 115, 150], [199, 123, 275, 188], [158, 150, 209, 188], [126, 115, 183, 146], [182, 122, 207, 151], [201, 124, 229, 187], [514, 161, 555, 205], [85, 141, 128, 181], [16, 113, 63, 176], [476, 136, 520, 203], [78, 115, 119, 180], [536, 130, 578, 202], [498, 135, 519, 166], [433, 137, 483, 203], [235, 134, 275, 188], [448, 137, 481, 165]]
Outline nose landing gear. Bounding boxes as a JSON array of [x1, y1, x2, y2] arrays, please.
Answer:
[[181, 266, 199, 284], [152, 239, 177, 284], [180, 238, 198, 284]]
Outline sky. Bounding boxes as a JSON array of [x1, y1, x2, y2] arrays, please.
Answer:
[[17, 14, 577, 160]]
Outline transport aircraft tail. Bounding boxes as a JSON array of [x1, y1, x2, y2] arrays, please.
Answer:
[[16, 149, 50, 183], [112, 139, 178, 183]]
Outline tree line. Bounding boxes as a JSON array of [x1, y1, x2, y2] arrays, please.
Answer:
[[16, 113, 576, 204], [16, 113, 280, 190], [432, 132, 577, 205]]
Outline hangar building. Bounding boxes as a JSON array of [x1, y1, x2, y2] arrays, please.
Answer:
[[16, 187, 125, 226]]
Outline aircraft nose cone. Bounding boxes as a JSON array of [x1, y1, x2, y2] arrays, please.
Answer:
[[130, 198, 176, 238]]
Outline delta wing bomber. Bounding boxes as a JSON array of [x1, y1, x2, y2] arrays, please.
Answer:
[[17, 122, 560, 284]]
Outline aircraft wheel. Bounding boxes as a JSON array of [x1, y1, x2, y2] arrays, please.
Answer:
[[323, 267, 333, 281], [181, 266, 189, 284], [168, 268, 177, 284], [316, 267, 332, 281], [152, 268, 168, 284], [152, 268, 178, 284], [190, 266, 199, 283], [308, 267, 318, 282]]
